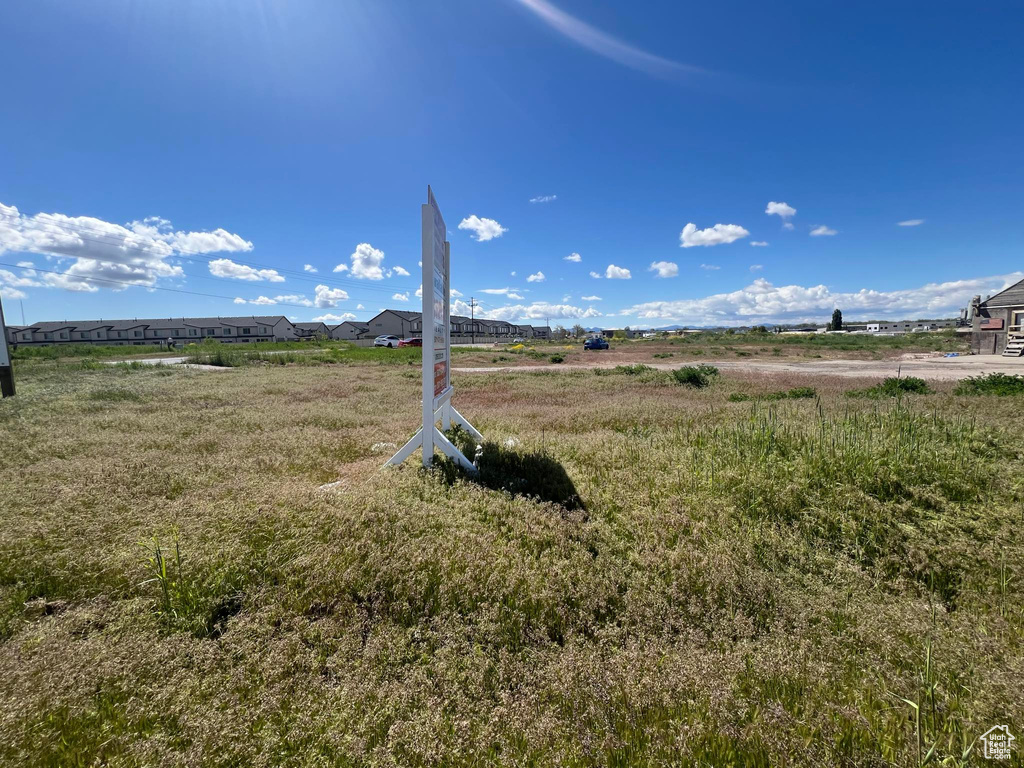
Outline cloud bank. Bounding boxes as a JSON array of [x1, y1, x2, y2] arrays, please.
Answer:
[[621, 272, 1023, 326], [0, 203, 251, 293]]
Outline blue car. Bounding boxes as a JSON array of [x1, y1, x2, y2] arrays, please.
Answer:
[[583, 337, 609, 350]]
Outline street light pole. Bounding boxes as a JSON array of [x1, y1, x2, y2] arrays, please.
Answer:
[[470, 297, 477, 344]]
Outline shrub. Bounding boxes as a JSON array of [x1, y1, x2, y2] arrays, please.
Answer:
[[672, 366, 713, 388], [850, 376, 931, 398], [549, 354, 564, 364], [954, 372, 1024, 396]]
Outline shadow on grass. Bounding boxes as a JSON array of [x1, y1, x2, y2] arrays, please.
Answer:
[[437, 427, 585, 511]]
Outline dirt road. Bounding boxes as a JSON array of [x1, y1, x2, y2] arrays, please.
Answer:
[[454, 354, 1024, 381]]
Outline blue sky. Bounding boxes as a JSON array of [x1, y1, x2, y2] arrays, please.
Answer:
[[1, 0, 1022, 327]]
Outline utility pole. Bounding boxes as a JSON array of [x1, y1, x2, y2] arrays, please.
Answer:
[[470, 297, 477, 344], [0, 292, 15, 397]]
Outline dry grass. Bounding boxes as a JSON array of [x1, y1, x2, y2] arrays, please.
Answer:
[[0, 359, 1020, 767]]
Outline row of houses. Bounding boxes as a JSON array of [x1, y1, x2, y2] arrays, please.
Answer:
[[333, 310, 550, 341], [3, 309, 552, 348]]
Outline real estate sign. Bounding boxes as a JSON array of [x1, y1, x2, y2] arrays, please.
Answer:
[[383, 186, 481, 471], [425, 188, 451, 402]]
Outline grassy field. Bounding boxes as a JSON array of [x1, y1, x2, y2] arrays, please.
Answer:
[[0, 356, 1021, 766]]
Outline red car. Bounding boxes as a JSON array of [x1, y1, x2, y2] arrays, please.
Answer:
[[398, 337, 422, 347]]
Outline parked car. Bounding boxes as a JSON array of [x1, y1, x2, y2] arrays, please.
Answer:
[[512, 337, 525, 343], [374, 335, 401, 348], [584, 337, 609, 350], [398, 337, 422, 347]]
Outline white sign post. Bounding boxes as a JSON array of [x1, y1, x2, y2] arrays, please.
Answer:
[[386, 186, 482, 471]]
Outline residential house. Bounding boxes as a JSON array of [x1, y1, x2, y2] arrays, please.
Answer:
[[329, 321, 369, 340], [7, 316, 298, 347], [971, 279, 1024, 355], [365, 310, 420, 339], [293, 322, 330, 340]]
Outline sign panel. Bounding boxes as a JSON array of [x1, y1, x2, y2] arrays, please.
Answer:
[[424, 186, 451, 404], [0, 300, 9, 367]]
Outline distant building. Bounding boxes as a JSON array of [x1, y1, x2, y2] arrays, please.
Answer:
[[293, 322, 329, 340], [329, 321, 368, 341], [865, 320, 958, 334], [6, 316, 297, 347], [6, 310, 553, 347], [970, 278, 1024, 355]]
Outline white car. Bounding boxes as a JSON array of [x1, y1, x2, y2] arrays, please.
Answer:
[[374, 335, 401, 348]]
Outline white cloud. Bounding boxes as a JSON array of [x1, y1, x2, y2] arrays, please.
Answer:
[[765, 201, 796, 220], [0, 267, 43, 289], [564, 252, 582, 262], [605, 264, 631, 279], [649, 261, 678, 278], [530, 194, 557, 204], [314, 285, 350, 308], [510, 271, 517, 277], [483, 301, 603, 323], [16, 260, 34, 268], [313, 312, 357, 323], [581, 295, 602, 301], [810, 225, 837, 237], [392, 292, 410, 302], [333, 263, 349, 273], [621, 272, 1024, 326], [699, 264, 721, 270], [526, 271, 545, 282], [480, 287, 520, 295], [356, 303, 365, 310], [450, 288, 463, 297], [274, 294, 314, 306], [303, 264, 318, 273], [234, 291, 336, 308], [750, 241, 769, 247], [393, 265, 411, 276], [680, 222, 749, 248], [512, 0, 700, 78], [209, 258, 285, 282], [508, 292, 524, 300], [349, 243, 387, 279], [0, 204, 252, 294], [458, 215, 507, 242], [589, 271, 602, 279], [898, 219, 925, 227], [0, 286, 27, 300], [749, 264, 763, 272], [782, 222, 795, 231]]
